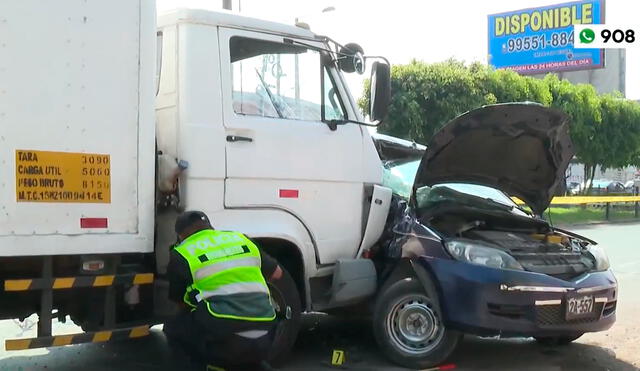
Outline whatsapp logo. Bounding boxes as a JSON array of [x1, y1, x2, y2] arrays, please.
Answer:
[[580, 28, 595, 44]]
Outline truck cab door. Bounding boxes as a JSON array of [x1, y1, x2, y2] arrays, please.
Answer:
[[218, 28, 365, 264]]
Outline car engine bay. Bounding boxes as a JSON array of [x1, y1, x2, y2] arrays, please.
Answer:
[[424, 205, 597, 278]]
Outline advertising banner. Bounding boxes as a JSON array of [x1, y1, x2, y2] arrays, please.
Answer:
[[488, 0, 605, 74]]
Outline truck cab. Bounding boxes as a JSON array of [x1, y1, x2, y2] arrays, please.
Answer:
[[155, 9, 393, 314]]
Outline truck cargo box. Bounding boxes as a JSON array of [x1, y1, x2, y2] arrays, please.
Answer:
[[0, 0, 156, 256]]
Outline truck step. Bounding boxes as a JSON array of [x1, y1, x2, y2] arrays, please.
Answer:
[[5, 325, 150, 351], [4, 273, 154, 291]]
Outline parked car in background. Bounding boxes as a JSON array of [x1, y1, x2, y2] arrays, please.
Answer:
[[373, 104, 617, 369], [567, 181, 582, 195], [624, 180, 639, 194], [590, 180, 625, 194]]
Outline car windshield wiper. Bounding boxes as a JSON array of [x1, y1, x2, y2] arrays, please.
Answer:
[[478, 197, 517, 212], [481, 197, 535, 218], [512, 203, 533, 216], [255, 68, 284, 119]]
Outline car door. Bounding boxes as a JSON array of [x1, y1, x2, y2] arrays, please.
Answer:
[[218, 28, 365, 264]]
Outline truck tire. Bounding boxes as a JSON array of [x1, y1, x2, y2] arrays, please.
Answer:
[[373, 278, 460, 369], [267, 268, 302, 366], [534, 334, 583, 345]]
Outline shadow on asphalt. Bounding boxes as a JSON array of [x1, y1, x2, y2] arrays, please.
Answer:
[[1, 315, 637, 371], [286, 315, 639, 371]]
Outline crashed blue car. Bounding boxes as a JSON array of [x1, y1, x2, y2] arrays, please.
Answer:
[[372, 103, 617, 369]]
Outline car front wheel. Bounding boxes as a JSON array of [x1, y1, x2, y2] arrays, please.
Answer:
[[373, 278, 461, 369]]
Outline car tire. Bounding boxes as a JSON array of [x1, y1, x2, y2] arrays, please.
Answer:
[[267, 268, 302, 366], [534, 334, 583, 346], [373, 277, 461, 369]]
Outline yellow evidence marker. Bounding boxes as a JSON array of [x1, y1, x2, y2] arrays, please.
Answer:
[[331, 349, 346, 366]]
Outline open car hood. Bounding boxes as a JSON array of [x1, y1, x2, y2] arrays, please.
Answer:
[[413, 103, 574, 215]]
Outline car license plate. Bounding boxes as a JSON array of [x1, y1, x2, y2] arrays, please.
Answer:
[[566, 295, 595, 320]]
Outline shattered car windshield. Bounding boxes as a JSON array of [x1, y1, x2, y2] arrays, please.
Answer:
[[383, 160, 523, 213], [382, 160, 420, 199], [416, 183, 529, 216], [383, 159, 528, 214], [422, 183, 516, 206]]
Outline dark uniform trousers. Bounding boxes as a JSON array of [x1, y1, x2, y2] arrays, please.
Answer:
[[164, 303, 275, 370]]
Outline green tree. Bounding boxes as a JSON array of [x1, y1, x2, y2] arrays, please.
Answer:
[[479, 67, 552, 105], [359, 60, 554, 143], [360, 59, 486, 143], [544, 74, 603, 193], [360, 59, 640, 195], [598, 95, 640, 169]]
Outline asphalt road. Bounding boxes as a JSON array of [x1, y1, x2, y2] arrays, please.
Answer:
[[1, 222, 639, 371]]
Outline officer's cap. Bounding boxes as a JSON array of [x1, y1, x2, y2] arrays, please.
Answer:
[[175, 210, 211, 235]]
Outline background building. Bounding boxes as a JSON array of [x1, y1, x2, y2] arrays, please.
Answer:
[[530, 49, 626, 95]]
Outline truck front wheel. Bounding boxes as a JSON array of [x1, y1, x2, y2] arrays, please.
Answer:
[[373, 278, 461, 369], [267, 267, 302, 365]]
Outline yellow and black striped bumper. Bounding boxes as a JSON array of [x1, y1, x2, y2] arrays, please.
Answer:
[[4, 273, 154, 291], [5, 325, 150, 350]]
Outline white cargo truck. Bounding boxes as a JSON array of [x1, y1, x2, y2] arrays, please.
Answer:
[[0, 0, 412, 363]]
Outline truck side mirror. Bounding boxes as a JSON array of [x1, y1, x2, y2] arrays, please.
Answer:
[[370, 62, 391, 124]]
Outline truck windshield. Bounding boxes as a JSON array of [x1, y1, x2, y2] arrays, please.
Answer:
[[230, 37, 346, 121]]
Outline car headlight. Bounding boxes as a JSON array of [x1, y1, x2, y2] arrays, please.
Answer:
[[445, 239, 524, 271], [587, 245, 610, 271]]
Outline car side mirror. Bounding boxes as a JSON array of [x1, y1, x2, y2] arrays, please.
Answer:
[[338, 43, 365, 75], [370, 62, 391, 124]]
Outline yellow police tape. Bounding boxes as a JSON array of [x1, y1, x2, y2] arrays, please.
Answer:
[[513, 196, 640, 205]]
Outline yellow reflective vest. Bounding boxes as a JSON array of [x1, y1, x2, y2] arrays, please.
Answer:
[[173, 229, 276, 321]]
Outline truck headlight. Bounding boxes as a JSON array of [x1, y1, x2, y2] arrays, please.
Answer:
[[587, 245, 610, 271], [445, 239, 524, 271]]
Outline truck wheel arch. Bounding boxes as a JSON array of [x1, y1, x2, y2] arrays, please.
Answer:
[[253, 237, 307, 311]]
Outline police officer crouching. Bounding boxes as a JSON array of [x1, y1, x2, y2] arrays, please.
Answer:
[[164, 211, 282, 370]]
